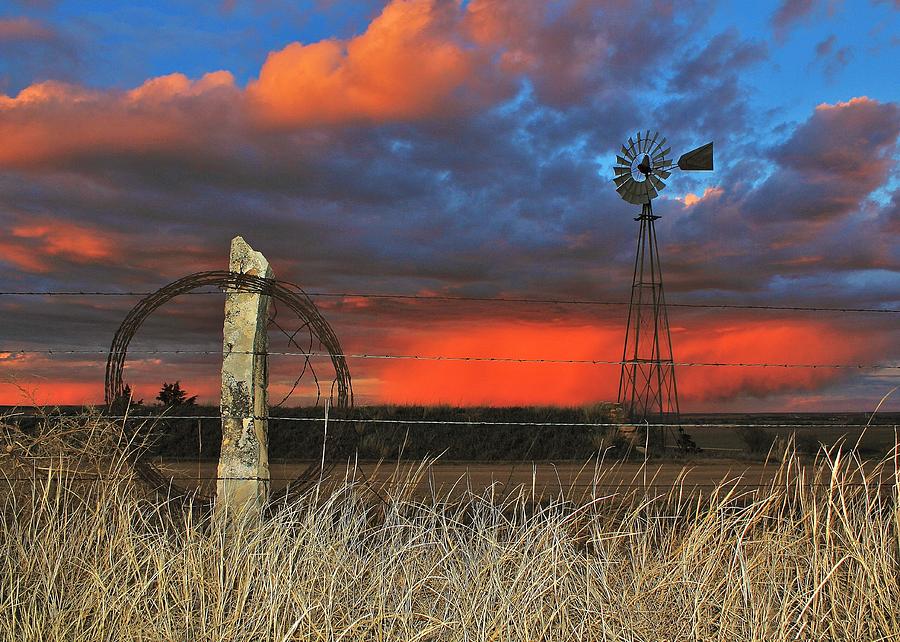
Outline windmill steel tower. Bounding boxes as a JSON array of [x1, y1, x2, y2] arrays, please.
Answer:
[[612, 131, 713, 427]]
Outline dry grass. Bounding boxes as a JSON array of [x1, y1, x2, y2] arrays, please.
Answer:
[[1, 414, 899, 640]]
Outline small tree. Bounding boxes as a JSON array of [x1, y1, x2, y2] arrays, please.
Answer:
[[122, 384, 143, 406], [156, 381, 197, 407]]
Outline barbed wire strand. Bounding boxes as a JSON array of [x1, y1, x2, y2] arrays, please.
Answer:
[[3, 476, 897, 489], [5, 348, 899, 370], [0, 290, 897, 314], [7, 414, 896, 429]]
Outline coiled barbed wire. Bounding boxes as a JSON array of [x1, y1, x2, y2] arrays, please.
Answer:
[[103, 270, 353, 508]]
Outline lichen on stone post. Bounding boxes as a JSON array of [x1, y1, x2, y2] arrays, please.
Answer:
[[216, 236, 271, 517]]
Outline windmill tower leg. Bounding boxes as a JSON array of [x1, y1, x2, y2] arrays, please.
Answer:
[[617, 200, 680, 449]]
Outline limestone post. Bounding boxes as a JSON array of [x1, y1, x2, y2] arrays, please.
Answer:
[[217, 236, 271, 517]]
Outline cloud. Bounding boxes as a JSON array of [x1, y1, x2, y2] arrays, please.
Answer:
[[0, 17, 57, 42], [656, 29, 766, 150], [883, 189, 900, 234], [0, 217, 122, 273], [815, 33, 836, 55], [771, 0, 817, 41], [669, 29, 767, 93], [465, 0, 609, 106], [648, 96, 899, 300], [465, 0, 704, 107], [0, 1, 704, 172], [0, 380, 103, 406], [681, 186, 724, 207], [813, 34, 852, 78], [374, 317, 887, 407], [0, 17, 79, 93], [0, 205, 224, 279], [247, 0, 501, 125], [673, 318, 885, 402], [0, 73, 240, 169], [377, 322, 622, 406], [748, 96, 900, 224], [771, 0, 844, 41]]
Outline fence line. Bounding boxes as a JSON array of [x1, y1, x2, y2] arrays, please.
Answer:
[[0, 290, 897, 315], [8, 414, 897, 430], [3, 476, 897, 489], [5, 348, 900, 371]]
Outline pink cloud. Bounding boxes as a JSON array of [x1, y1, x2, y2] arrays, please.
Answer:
[[0, 73, 238, 168], [0, 217, 122, 273]]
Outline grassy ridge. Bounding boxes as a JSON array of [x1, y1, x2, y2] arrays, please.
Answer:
[[1, 414, 899, 640], [6, 404, 898, 461], [8, 404, 628, 461]]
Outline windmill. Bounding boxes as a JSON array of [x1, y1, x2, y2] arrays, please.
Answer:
[[612, 131, 713, 438]]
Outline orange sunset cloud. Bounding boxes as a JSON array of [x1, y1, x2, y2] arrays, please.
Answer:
[[0, 0, 495, 167], [0, 218, 121, 273], [376, 318, 886, 407], [248, 0, 483, 125], [0, 73, 237, 168]]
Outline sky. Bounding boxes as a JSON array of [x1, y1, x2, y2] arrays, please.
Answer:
[[0, 0, 898, 412]]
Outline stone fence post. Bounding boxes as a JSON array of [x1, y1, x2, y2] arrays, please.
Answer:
[[216, 236, 271, 517]]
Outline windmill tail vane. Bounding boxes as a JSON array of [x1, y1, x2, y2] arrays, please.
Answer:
[[612, 131, 713, 445]]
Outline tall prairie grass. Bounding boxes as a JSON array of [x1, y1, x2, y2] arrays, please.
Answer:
[[1, 414, 898, 640]]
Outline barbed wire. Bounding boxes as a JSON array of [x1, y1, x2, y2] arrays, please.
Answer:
[[7, 414, 895, 429], [3, 476, 897, 489], [4, 348, 899, 370], [0, 289, 897, 314]]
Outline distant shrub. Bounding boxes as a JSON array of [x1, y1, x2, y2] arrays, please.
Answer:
[[738, 426, 776, 455], [675, 427, 701, 454], [794, 432, 823, 456]]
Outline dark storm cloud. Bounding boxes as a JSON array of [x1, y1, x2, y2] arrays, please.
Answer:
[[654, 96, 900, 303], [0, 10, 892, 308], [465, 0, 708, 108], [0, 0, 697, 303], [746, 97, 899, 225], [669, 29, 767, 94], [653, 29, 767, 168]]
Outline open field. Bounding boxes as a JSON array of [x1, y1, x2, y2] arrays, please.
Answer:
[[4, 456, 900, 640], [3, 414, 900, 640]]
